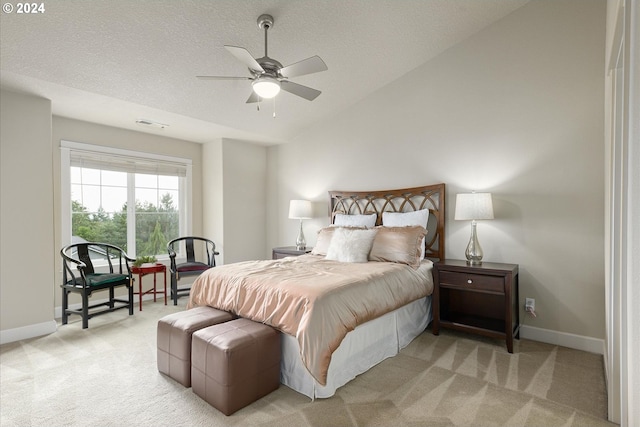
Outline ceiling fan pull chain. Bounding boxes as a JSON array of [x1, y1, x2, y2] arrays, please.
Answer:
[[273, 97, 276, 118], [257, 96, 261, 111]]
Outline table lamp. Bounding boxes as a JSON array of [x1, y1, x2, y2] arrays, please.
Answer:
[[288, 200, 313, 250], [454, 192, 494, 265]]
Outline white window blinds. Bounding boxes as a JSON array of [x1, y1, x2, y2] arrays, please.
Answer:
[[69, 149, 188, 177]]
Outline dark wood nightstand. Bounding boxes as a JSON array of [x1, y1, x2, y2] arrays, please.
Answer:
[[272, 246, 312, 260], [432, 259, 520, 353]]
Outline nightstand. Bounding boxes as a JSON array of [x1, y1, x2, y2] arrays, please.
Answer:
[[432, 259, 520, 353], [272, 246, 312, 260]]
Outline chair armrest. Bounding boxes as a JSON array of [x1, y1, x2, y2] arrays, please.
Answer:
[[60, 249, 88, 270], [167, 246, 178, 272], [168, 248, 177, 259]]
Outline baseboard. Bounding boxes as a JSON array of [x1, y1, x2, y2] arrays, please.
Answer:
[[3, 310, 605, 355], [520, 324, 605, 355], [0, 293, 168, 345], [0, 320, 57, 345]]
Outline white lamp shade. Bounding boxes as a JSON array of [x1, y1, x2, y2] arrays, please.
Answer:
[[454, 193, 494, 220], [252, 76, 281, 99], [288, 200, 313, 219]]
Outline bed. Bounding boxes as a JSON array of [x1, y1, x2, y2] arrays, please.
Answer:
[[188, 183, 445, 398]]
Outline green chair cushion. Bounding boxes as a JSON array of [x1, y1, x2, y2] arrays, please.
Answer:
[[85, 273, 129, 286], [64, 273, 130, 289]]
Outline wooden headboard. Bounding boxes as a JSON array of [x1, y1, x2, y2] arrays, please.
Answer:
[[328, 183, 445, 261]]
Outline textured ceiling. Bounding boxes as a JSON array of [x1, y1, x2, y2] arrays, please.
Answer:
[[0, 0, 529, 145]]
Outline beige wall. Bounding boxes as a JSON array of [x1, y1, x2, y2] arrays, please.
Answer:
[[221, 139, 267, 263], [1, 105, 269, 339], [50, 117, 205, 309], [267, 0, 606, 340], [1, 0, 608, 350], [202, 138, 268, 264], [202, 140, 225, 263], [1, 91, 55, 335]]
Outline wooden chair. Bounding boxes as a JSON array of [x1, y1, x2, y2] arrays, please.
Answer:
[[60, 242, 135, 329], [167, 237, 218, 305]]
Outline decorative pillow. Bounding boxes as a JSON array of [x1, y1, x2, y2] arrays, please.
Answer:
[[369, 226, 426, 268], [311, 226, 368, 256], [325, 228, 378, 263], [311, 227, 336, 256], [382, 209, 430, 259], [333, 213, 377, 228]]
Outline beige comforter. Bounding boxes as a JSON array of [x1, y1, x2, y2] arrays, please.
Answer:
[[188, 254, 434, 385]]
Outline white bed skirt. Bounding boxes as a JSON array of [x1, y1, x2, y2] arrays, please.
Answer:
[[280, 295, 432, 399]]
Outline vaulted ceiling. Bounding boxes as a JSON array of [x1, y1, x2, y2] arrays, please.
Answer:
[[0, 0, 529, 145]]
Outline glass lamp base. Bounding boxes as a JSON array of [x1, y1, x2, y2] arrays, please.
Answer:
[[296, 220, 306, 251], [465, 220, 483, 265]]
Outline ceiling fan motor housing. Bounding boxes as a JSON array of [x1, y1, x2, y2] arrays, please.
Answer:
[[257, 14, 274, 30], [254, 57, 283, 78]]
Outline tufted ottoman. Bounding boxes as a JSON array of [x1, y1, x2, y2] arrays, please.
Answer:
[[191, 318, 281, 415], [157, 306, 233, 387]]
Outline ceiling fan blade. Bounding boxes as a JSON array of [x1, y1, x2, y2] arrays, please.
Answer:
[[246, 91, 259, 103], [280, 55, 328, 78], [280, 80, 322, 101], [197, 76, 252, 80], [224, 45, 265, 72]]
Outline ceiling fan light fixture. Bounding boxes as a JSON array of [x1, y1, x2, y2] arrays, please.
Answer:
[[252, 76, 281, 99]]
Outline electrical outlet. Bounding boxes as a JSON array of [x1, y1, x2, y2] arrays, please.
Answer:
[[525, 298, 535, 311]]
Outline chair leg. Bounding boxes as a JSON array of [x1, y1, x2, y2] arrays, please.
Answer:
[[109, 287, 115, 309], [128, 281, 134, 315], [171, 272, 178, 306], [81, 291, 89, 329], [62, 288, 69, 325]]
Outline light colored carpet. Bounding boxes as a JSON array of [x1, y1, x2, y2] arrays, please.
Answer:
[[1, 299, 617, 427]]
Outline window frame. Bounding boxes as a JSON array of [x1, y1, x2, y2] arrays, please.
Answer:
[[61, 140, 192, 260]]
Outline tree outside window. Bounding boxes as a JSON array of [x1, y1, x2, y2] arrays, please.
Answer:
[[71, 168, 180, 257]]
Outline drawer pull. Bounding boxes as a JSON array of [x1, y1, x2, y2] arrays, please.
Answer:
[[467, 279, 473, 284]]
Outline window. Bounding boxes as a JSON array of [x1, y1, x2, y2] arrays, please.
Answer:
[[61, 141, 192, 258]]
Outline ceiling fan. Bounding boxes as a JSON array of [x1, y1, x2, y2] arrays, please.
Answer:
[[197, 14, 328, 103]]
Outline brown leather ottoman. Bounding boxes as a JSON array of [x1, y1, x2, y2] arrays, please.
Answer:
[[191, 318, 281, 415], [157, 306, 233, 387]]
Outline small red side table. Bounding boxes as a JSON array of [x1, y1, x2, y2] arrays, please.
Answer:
[[131, 263, 167, 311]]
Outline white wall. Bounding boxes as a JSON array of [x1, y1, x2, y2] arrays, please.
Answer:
[[1, 90, 56, 340], [628, 0, 640, 419], [604, 0, 639, 424], [267, 0, 606, 342]]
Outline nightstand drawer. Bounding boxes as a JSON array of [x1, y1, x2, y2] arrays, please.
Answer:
[[439, 271, 504, 293]]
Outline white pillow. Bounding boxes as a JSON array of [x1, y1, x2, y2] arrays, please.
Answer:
[[325, 228, 378, 263], [382, 209, 430, 259], [333, 213, 377, 228]]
